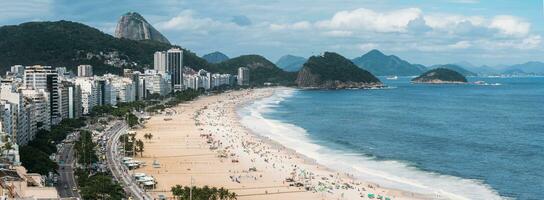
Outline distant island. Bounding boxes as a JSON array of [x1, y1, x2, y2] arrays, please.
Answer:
[[296, 52, 382, 89], [412, 68, 468, 84]]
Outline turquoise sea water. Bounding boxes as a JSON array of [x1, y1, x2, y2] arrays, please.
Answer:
[[239, 77, 544, 200]]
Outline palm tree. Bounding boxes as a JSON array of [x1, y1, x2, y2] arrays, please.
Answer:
[[210, 187, 219, 200], [135, 139, 144, 157], [228, 192, 237, 200]]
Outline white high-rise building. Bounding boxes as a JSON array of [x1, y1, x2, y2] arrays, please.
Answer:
[[66, 83, 82, 119], [77, 65, 93, 77], [23, 65, 60, 125], [167, 48, 184, 91], [10, 65, 25, 77], [143, 70, 171, 96], [75, 78, 98, 115], [237, 67, 250, 86], [112, 77, 136, 103], [21, 89, 50, 133], [0, 82, 29, 146], [154, 51, 167, 74]]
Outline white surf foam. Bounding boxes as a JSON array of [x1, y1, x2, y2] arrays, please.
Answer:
[[238, 88, 504, 200]]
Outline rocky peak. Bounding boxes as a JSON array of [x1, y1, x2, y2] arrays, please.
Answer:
[[115, 12, 170, 44]]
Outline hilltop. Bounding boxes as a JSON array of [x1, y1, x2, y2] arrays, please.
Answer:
[[202, 51, 229, 63], [429, 64, 477, 76], [275, 55, 307, 72], [0, 20, 295, 85], [115, 12, 170, 44], [216, 55, 297, 85], [0, 20, 177, 75], [412, 68, 467, 84], [296, 52, 381, 89], [351, 49, 426, 76]]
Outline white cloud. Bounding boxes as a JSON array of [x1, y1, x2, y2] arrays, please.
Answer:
[[0, 0, 53, 22], [489, 15, 530, 37], [323, 30, 353, 37], [448, 41, 472, 49], [315, 8, 423, 33], [157, 10, 240, 33], [358, 43, 378, 51], [269, 21, 311, 31]]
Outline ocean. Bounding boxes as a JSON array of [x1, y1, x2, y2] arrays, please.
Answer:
[[238, 77, 544, 200]]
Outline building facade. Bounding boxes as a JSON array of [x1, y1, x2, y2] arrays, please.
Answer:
[[23, 65, 60, 125], [77, 65, 93, 77], [166, 48, 184, 91], [237, 67, 250, 86]]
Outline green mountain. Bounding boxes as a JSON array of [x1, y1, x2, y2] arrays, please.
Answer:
[[0, 20, 179, 75], [202, 51, 229, 63], [0, 20, 295, 85], [296, 52, 381, 88], [216, 55, 297, 85], [351, 49, 425, 76], [429, 64, 477, 76], [275, 55, 307, 72], [504, 61, 544, 74], [412, 68, 467, 83]]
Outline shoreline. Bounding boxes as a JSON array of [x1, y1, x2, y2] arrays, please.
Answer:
[[132, 87, 436, 199]]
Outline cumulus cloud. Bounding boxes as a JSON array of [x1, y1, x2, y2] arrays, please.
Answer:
[[269, 21, 311, 31], [489, 15, 530, 37], [315, 8, 423, 33], [265, 7, 540, 53], [157, 10, 241, 33], [448, 41, 472, 49], [358, 43, 379, 51]]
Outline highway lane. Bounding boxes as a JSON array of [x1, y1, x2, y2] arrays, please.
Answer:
[[56, 133, 80, 199], [105, 121, 153, 200]]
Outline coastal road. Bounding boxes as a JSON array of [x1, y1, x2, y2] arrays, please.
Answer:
[[105, 121, 153, 200], [56, 134, 81, 199]]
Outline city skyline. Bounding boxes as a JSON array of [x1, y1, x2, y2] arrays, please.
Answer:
[[0, 0, 542, 66]]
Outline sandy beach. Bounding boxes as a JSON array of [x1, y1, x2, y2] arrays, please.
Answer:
[[132, 87, 433, 200]]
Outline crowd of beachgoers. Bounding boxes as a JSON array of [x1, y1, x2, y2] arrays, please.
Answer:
[[134, 88, 430, 200]]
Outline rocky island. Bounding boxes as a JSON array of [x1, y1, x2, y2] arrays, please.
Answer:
[[296, 52, 382, 89], [411, 68, 468, 84]]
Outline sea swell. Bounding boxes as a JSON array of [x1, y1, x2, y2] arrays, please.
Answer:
[[237, 88, 504, 200]]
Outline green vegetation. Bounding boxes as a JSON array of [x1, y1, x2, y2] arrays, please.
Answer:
[[143, 133, 153, 140], [351, 49, 427, 76], [74, 130, 98, 166], [19, 146, 58, 175], [135, 139, 144, 157], [297, 52, 381, 87], [215, 55, 297, 85], [0, 20, 298, 85], [412, 68, 468, 83], [430, 64, 477, 76], [0, 21, 173, 74], [19, 118, 86, 175], [119, 134, 136, 156], [90, 101, 148, 127], [171, 185, 237, 200], [76, 170, 125, 200]]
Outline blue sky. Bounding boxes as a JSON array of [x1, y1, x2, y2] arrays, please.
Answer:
[[0, 0, 543, 66]]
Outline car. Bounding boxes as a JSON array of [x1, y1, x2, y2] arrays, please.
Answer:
[[72, 187, 77, 191], [64, 185, 68, 189]]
